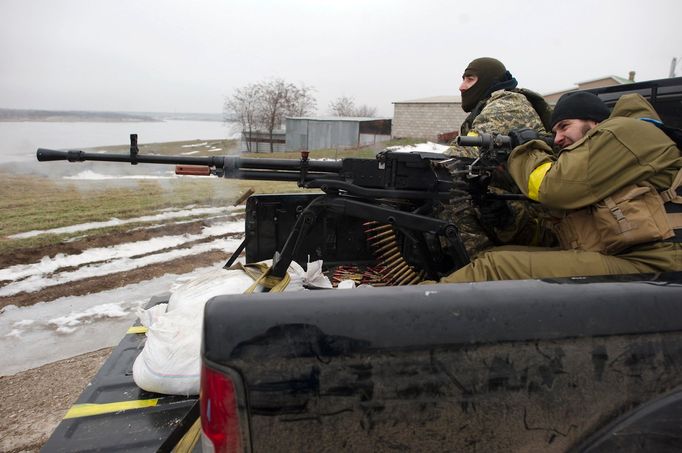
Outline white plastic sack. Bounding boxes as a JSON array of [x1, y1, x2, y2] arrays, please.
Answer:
[[132, 262, 311, 395], [336, 279, 356, 289], [304, 260, 333, 288], [133, 268, 254, 395]]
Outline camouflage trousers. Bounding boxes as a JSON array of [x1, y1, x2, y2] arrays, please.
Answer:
[[434, 157, 557, 261], [436, 192, 558, 259], [435, 196, 494, 260], [433, 157, 495, 259]]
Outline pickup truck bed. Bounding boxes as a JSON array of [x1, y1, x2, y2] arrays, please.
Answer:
[[43, 273, 682, 452], [42, 295, 200, 453], [203, 273, 682, 452]]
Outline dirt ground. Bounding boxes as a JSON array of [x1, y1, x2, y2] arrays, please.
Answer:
[[0, 216, 241, 310], [0, 216, 242, 451], [0, 348, 113, 453]]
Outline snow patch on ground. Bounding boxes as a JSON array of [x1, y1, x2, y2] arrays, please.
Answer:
[[0, 262, 240, 375], [0, 202, 248, 376], [0, 235, 243, 296]]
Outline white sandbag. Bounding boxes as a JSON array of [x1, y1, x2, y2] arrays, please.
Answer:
[[132, 304, 204, 395], [167, 268, 255, 312], [132, 262, 310, 395], [133, 267, 254, 395], [336, 279, 356, 289], [279, 260, 306, 292], [305, 260, 333, 288]]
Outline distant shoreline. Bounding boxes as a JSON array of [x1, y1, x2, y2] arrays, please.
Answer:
[[0, 108, 226, 123], [1, 118, 161, 123]]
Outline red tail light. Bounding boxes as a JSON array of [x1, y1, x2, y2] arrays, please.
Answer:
[[200, 363, 242, 453]]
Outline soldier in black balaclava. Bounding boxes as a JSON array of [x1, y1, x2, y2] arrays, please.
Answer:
[[457, 57, 545, 135], [460, 57, 511, 113], [435, 57, 556, 262]]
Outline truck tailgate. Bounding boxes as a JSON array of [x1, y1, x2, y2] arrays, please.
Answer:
[[43, 295, 198, 453]]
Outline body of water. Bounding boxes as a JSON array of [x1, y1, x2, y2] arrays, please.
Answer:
[[0, 120, 240, 164]]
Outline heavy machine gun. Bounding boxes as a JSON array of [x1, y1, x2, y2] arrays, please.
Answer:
[[38, 135, 471, 283]]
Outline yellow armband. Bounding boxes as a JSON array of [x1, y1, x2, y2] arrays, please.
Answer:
[[528, 162, 552, 201]]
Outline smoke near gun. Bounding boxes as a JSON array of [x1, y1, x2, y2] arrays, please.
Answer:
[[0, 118, 242, 188]]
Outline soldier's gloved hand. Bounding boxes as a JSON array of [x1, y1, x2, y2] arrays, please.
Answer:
[[477, 199, 514, 228], [508, 128, 540, 148], [438, 157, 475, 192]]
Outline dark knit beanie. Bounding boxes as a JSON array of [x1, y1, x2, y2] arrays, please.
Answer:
[[461, 57, 507, 112], [550, 91, 611, 128]]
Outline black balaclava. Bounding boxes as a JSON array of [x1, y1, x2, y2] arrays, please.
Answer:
[[461, 57, 510, 112]]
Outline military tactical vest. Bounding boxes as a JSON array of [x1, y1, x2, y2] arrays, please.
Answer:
[[554, 168, 682, 254]]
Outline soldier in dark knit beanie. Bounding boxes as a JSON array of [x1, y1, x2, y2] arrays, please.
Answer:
[[551, 91, 611, 128], [550, 91, 611, 148]]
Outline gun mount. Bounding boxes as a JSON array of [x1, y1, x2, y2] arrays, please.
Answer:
[[37, 135, 470, 283]]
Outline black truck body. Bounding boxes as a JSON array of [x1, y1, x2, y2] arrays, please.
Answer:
[[41, 77, 682, 452], [203, 273, 682, 452]]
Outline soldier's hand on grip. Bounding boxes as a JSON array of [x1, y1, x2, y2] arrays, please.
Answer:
[[508, 128, 540, 148], [478, 198, 514, 228]]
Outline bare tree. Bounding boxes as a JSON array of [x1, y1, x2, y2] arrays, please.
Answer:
[[224, 83, 261, 152], [288, 84, 317, 117], [329, 96, 356, 117], [225, 79, 317, 153], [329, 96, 377, 117], [257, 79, 318, 152], [256, 79, 293, 153], [353, 104, 377, 117]]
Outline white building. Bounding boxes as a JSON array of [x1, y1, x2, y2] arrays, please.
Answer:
[[392, 96, 467, 141]]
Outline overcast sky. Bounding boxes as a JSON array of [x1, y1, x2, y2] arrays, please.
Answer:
[[1, 0, 680, 116]]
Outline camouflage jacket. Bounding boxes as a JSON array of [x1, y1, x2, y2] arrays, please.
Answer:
[[447, 89, 547, 158], [438, 89, 556, 255]]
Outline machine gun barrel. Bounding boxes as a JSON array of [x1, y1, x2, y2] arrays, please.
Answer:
[[36, 137, 456, 199], [36, 148, 342, 173]]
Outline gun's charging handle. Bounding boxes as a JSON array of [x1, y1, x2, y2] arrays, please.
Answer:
[[175, 165, 211, 176]]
